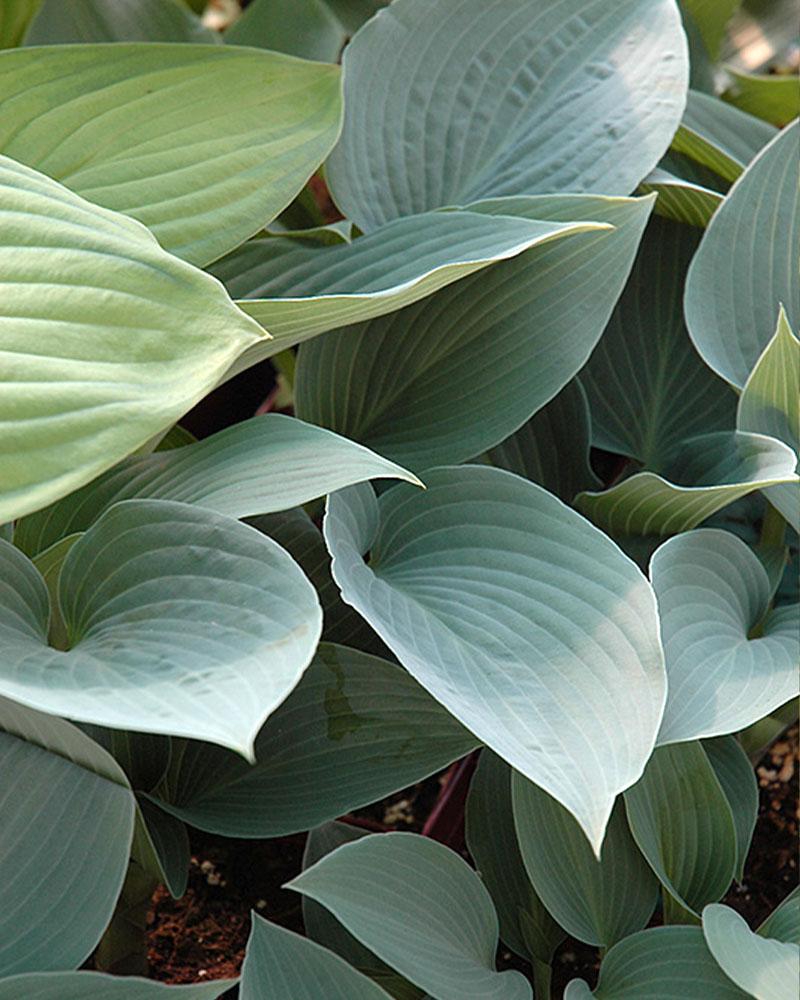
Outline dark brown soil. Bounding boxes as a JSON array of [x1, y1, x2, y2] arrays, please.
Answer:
[[145, 728, 798, 995]]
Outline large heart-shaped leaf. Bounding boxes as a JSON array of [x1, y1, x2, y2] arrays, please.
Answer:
[[513, 780, 658, 948], [582, 217, 736, 467], [651, 529, 800, 744], [324, 467, 666, 851], [738, 307, 800, 530], [287, 832, 533, 1000], [0, 155, 266, 524], [0, 43, 342, 265], [576, 431, 798, 538], [0, 500, 322, 756], [149, 643, 476, 837], [624, 742, 738, 915], [325, 0, 687, 231], [13, 414, 416, 558], [239, 913, 392, 1000], [564, 926, 750, 999], [0, 698, 135, 975], [215, 209, 606, 349], [703, 904, 800, 1000], [0, 974, 235, 999], [685, 120, 799, 389], [22, 0, 218, 44], [296, 194, 653, 473]]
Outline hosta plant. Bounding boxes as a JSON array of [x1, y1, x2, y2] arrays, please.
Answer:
[[0, 0, 798, 997]]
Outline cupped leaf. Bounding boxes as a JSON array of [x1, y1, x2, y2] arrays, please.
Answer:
[[723, 68, 800, 127], [0, 973, 235, 999], [135, 797, 190, 900], [225, 0, 344, 61], [0, 43, 342, 265], [512, 780, 658, 948], [582, 216, 736, 467], [576, 431, 798, 538], [296, 194, 653, 472], [13, 414, 417, 558], [672, 90, 777, 183], [624, 742, 738, 915], [217, 209, 606, 348], [324, 467, 666, 851], [759, 887, 800, 944], [486, 378, 601, 503], [0, 500, 322, 756], [239, 913, 392, 1000], [22, 0, 218, 44], [0, 155, 265, 524], [703, 737, 758, 883], [287, 832, 533, 1000], [703, 904, 800, 1000], [564, 926, 751, 999], [738, 307, 800, 531], [685, 120, 799, 389], [651, 529, 800, 744], [466, 753, 565, 965], [0, 698, 135, 975], [639, 165, 723, 228], [326, 0, 687, 230], [149, 643, 476, 837]]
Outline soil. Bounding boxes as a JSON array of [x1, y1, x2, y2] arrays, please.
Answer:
[[144, 726, 798, 996]]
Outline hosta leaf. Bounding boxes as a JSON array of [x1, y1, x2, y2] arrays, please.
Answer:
[[703, 904, 800, 1000], [465, 753, 565, 964], [0, 0, 41, 47], [582, 217, 736, 467], [0, 155, 265, 524], [624, 742, 738, 915], [0, 698, 135, 975], [287, 832, 533, 1000], [723, 68, 800, 128], [324, 467, 666, 851], [239, 913, 392, 1000], [135, 796, 190, 899], [639, 165, 723, 228], [0, 500, 322, 756], [672, 90, 777, 183], [225, 0, 344, 62], [685, 120, 799, 389], [680, 0, 741, 58], [326, 0, 687, 231], [217, 209, 605, 349], [0, 974, 234, 999], [759, 887, 800, 944], [703, 737, 758, 883], [576, 431, 798, 538], [486, 379, 601, 503], [564, 926, 750, 999], [296, 194, 653, 473], [512, 780, 658, 948], [0, 44, 342, 266], [651, 529, 800, 744], [23, 0, 218, 45], [149, 643, 476, 837], [738, 307, 800, 531], [13, 414, 416, 558]]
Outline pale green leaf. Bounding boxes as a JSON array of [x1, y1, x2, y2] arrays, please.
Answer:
[[23, 0, 218, 44], [149, 643, 476, 837], [639, 166, 723, 228], [685, 120, 799, 389], [0, 698, 134, 975], [703, 904, 800, 1000], [13, 414, 417, 558], [624, 742, 738, 915], [324, 467, 666, 851], [576, 431, 798, 538], [465, 753, 565, 964], [296, 194, 653, 473], [0, 43, 342, 265], [0, 155, 265, 524], [287, 832, 533, 1000], [0, 974, 234, 999], [723, 67, 800, 127], [326, 0, 687, 231], [512, 780, 657, 948], [582, 217, 736, 467], [651, 529, 799, 744], [225, 0, 344, 61], [738, 307, 800, 531], [564, 926, 750, 999], [0, 0, 42, 47], [0, 500, 322, 756], [239, 913, 392, 1000], [681, 0, 741, 58]]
